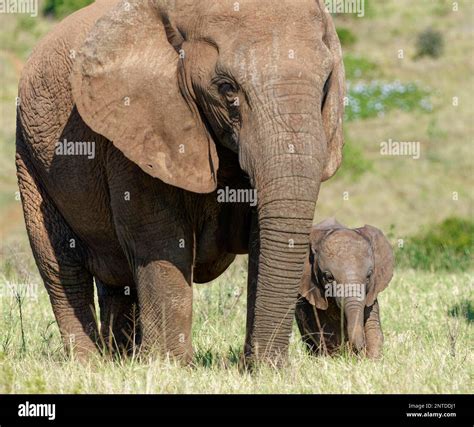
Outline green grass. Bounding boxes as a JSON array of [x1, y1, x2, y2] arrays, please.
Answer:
[[0, 253, 472, 393]]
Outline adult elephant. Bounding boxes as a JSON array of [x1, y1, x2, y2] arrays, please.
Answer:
[[16, 0, 345, 365]]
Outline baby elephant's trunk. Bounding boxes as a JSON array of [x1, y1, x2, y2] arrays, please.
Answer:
[[344, 298, 366, 353]]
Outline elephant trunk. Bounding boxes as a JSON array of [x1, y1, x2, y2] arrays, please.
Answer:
[[245, 129, 323, 364], [343, 297, 366, 353]]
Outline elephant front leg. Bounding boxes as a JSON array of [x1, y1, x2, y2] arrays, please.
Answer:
[[16, 146, 99, 360], [96, 280, 140, 355], [364, 299, 384, 359], [136, 259, 193, 364]]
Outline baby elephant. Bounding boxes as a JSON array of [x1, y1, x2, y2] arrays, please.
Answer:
[[296, 218, 394, 358]]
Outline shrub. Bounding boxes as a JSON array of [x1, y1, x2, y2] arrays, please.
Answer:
[[448, 300, 473, 324], [43, 0, 93, 19], [415, 28, 444, 59], [396, 217, 474, 272], [336, 27, 357, 47]]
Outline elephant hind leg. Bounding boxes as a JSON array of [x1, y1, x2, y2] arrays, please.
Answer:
[[16, 146, 99, 359], [96, 280, 140, 356]]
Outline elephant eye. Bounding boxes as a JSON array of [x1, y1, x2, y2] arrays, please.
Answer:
[[323, 271, 334, 282], [218, 82, 237, 97], [366, 269, 373, 280]]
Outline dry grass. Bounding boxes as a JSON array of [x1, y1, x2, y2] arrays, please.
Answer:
[[0, 253, 472, 393]]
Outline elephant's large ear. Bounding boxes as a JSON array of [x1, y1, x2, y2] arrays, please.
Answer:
[[317, 1, 345, 182], [356, 225, 394, 306], [71, 1, 218, 193]]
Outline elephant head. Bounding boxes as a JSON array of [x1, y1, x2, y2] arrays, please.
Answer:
[[300, 219, 394, 353], [71, 0, 345, 363]]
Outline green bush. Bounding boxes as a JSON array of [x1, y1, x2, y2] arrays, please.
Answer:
[[344, 54, 380, 80], [336, 27, 357, 47], [397, 217, 474, 272], [415, 28, 444, 59], [43, 0, 93, 19]]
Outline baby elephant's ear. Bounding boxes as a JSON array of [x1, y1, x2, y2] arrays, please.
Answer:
[[299, 227, 332, 310], [299, 252, 328, 310], [357, 225, 394, 306]]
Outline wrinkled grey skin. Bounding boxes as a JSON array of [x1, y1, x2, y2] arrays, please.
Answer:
[[297, 218, 394, 358], [15, 0, 345, 365]]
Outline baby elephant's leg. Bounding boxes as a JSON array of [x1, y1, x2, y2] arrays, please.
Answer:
[[364, 299, 384, 358]]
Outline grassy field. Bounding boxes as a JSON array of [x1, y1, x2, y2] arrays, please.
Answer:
[[1, 257, 472, 393], [0, 0, 473, 393]]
